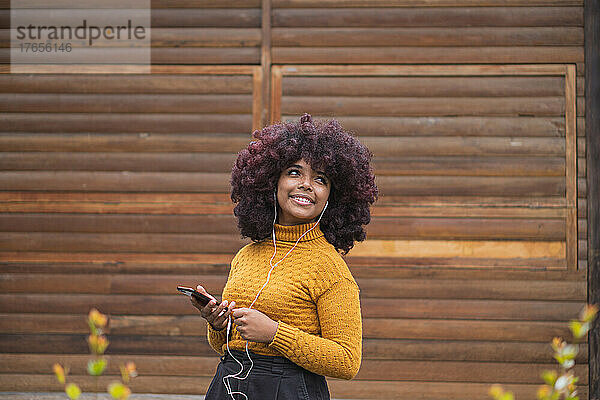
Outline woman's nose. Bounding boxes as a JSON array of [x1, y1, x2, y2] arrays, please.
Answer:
[[298, 177, 313, 191]]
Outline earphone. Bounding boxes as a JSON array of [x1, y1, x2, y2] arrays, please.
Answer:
[[221, 191, 328, 400]]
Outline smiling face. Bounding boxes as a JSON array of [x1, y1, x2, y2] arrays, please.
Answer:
[[276, 159, 331, 226]]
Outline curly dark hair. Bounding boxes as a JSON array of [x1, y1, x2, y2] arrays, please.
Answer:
[[230, 113, 378, 254]]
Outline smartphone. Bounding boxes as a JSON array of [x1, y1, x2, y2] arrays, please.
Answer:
[[177, 286, 213, 307]]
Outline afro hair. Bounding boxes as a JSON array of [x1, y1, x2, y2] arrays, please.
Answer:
[[230, 113, 378, 254]]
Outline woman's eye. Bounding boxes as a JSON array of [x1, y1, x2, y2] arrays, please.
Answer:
[[316, 177, 328, 184], [288, 169, 300, 176]]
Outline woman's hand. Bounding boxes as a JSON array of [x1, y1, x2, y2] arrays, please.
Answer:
[[231, 308, 279, 343], [190, 285, 235, 331]]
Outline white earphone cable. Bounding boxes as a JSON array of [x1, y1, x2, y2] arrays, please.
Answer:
[[221, 193, 328, 400]]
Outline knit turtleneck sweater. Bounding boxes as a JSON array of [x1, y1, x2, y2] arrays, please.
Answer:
[[207, 222, 362, 380]]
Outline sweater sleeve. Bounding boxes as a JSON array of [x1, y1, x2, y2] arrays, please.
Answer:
[[207, 322, 230, 355], [266, 278, 362, 380]]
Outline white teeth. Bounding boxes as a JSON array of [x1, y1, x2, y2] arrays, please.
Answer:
[[292, 196, 311, 204]]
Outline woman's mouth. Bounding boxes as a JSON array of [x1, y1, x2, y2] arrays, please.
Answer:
[[290, 195, 313, 206]]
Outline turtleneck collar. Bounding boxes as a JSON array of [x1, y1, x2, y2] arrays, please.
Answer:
[[273, 222, 324, 242]]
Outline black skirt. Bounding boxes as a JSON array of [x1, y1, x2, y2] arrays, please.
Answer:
[[205, 349, 331, 400]]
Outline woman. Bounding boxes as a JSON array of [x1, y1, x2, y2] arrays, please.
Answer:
[[190, 113, 378, 399]]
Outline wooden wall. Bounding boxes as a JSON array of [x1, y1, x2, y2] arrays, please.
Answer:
[[0, 1, 591, 399]]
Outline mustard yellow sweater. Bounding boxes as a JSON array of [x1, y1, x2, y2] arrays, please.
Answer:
[[207, 222, 362, 380]]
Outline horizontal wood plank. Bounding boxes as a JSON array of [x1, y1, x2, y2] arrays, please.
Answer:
[[0, 312, 587, 341], [0, 94, 253, 113], [0, 334, 212, 355], [0, 133, 252, 151], [0, 74, 254, 94], [150, 9, 261, 27], [150, 47, 261, 64], [149, 28, 262, 47], [0, 294, 583, 321], [0, 214, 566, 240], [283, 76, 565, 97], [1, 336, 588, 365], [0, 214, 239, 233], [275, 64, 570, 76], [0, 173, 566, 195], [0, 260, 586, 280], [0, 315, 582, 348], [272, 47, 584, 64], [282, 96, 565, 117], [0, 201, 566, 218], [0, 0, 261, 7], [0, 273, 585, 299], [366, 217, 566, 240], [272, 27, 582, 47], [272, 7, 582, 27], [0, 251, 571, 270], [0, 192, 569, 206], [0, 9, 261, 29], [272, 0, 583, 7], [0, 48, 262, 65], [0, 28, 263, 48], [0, 115, 253, 133], [374, 156, 564, 176], [0, 352, 586, 384], [0, 152, 238, 173], [0, 232, 247, 253], [291, 116, 566, 137], [352, 239, 565, 260], [376, 176, 564, 196], [0, 153, 566, 176], [0, 133, 565, 158], [364, 137, 566, 157], [0, 172, 231, 192]]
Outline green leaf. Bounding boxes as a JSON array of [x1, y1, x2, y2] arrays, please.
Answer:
[[542, 370, 558, 386], [553, 354, 565, 364], [87, 358, 107, 376], [53, 363, 66, 384], [537, 385, 552, 400], [108, 382, 130, 400], [500, 392, 514, 400], [87, 319, 98, 336], [580, 304, 598, 323], [489, 385, 502, 399], [65, 383, 81, 400], [569, 321, 589, 339]]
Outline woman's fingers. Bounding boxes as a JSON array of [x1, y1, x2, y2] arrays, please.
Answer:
[[196, 285, 212, 297], [187, 284, 237, 330], [192, 297, 235, 330], [190, 297, 212, 319], [196, 285, 218, 303], [213, 301, 236, 329]]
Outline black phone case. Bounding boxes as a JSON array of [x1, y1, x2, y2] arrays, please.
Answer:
[[177, 286, 212, 307]]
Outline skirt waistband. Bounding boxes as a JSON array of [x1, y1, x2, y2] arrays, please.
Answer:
[[220, 349, 304, 374]]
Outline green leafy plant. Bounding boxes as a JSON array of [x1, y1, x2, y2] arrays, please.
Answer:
[[53, 309, 138, 400], [489, 304, 597, 400]]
